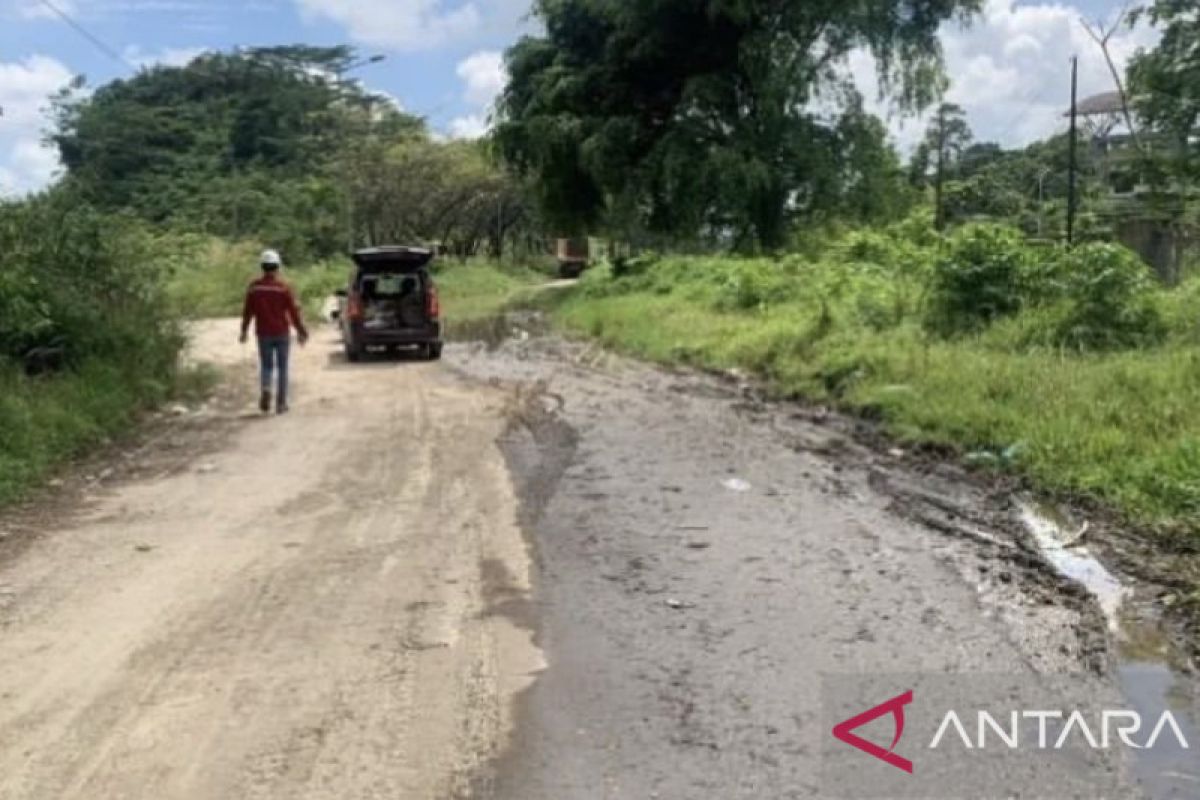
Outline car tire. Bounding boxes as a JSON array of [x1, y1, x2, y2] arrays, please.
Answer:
[[345, 341, 363, 363]]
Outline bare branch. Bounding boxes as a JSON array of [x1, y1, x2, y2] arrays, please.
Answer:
[[1079, 2, 1145, 154]]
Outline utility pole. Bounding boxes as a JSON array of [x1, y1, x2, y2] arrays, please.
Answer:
[[934, 105, 948, 231], [1067, 55, 1079, 248]]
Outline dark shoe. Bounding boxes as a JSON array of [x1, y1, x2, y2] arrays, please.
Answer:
[[259, 390, 271, 413], [276, 402, 289, 415]]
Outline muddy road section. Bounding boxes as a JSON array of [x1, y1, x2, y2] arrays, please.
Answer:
[[453, 330, 1199, 799], [0, 321, 542, 800]]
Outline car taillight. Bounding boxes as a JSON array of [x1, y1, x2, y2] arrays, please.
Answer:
[[348, 295, 364, 322], [427, 285, 440, 320]]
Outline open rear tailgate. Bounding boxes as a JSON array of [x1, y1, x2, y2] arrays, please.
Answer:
[[352, 246, 434, 273]]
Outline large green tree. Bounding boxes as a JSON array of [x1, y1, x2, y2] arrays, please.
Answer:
[[909, 102, 972, 229], [50, 46, 429, 258], [1128, 0, 1200, 182], [343, 137, 534, 257], [495, 0, 979, 250]]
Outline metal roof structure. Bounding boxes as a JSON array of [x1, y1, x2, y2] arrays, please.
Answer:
[[1070, 91, 1124, 117]]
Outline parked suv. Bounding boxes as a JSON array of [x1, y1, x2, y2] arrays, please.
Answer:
[[333, 246, 443, 362]]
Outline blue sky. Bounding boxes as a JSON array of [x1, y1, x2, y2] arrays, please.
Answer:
[[0, 0, 1156, 196], [1, 0, 531, 131]]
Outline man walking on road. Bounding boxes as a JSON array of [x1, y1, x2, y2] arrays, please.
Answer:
[[239, 250, 309, 415]]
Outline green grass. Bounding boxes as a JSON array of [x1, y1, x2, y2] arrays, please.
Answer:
[[166, 238, 267, 319], [168, 245, 547, 325], [164, 238, 351, 321], [551, 258, 1200, 540], [435, 260, 548, 325], [0, 354, 186, 504]]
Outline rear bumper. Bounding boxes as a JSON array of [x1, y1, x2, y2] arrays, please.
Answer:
[[350, 322, 443, 346]]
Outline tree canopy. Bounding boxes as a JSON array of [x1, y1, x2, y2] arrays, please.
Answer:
[[48, 46, 537, 260], [909, 103, 972, 188], [53, 47, 376, 215], [1128, 0, 1200, 182], [495, 0, 981, 250]]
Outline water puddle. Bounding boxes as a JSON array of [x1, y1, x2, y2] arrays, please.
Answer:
[[1017, 501, 1129, 631], [1018, 499, 1200, 798], [450, 310, 548, 349], [1117, 657, 1200, 796]]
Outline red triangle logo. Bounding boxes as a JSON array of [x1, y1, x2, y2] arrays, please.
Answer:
[[831, 689, 914, 774]]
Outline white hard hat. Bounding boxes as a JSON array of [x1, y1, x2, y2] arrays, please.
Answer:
[[260, 249, 283, 267]]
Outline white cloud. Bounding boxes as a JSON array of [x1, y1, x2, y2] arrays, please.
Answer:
[[447, 49, 507, 139], [295, 0, 482, 51], [123, 45, 207, 69], [294, 0, 533, 51], [850, 0, 1160, 152], [0, 55, 74, 196], [457, 50, 505, 107], [448, 113, 487, 139]]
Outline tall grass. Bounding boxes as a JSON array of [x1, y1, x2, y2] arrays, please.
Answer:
[[553, 241, 1200, 539], [168, 246, 547, 324], [0, 359, 177, 502], [435, 260, 548, 323]]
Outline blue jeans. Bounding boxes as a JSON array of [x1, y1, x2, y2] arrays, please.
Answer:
[[257, 336, 291, 405]]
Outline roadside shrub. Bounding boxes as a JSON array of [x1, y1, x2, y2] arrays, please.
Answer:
[[926, 223, 1033, 335], [1053, 242, 1165, 350], [710, 259, 798, 311], [977, 243, 1165, 352], [836, 226, 937, 277], [1156, 273, 1200, 344], [789, 221, 850, 260], [840, 230, 897, 265], [886, 207, 940, 249], [0, 191, 179, 372], [0, 189, 185, 503], [796, 258, 921, 331], [611, 252, 658, 279], [0, 266, 55, 361]]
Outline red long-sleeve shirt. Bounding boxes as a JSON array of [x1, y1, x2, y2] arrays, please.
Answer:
[[241, 275, 308, 339]]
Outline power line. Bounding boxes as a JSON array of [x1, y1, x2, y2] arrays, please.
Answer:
[[37, 0, 136, 71]]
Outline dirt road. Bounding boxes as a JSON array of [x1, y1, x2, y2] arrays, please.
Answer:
[[0, 320, 1194, 798], [0, 322, 542, 799]]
